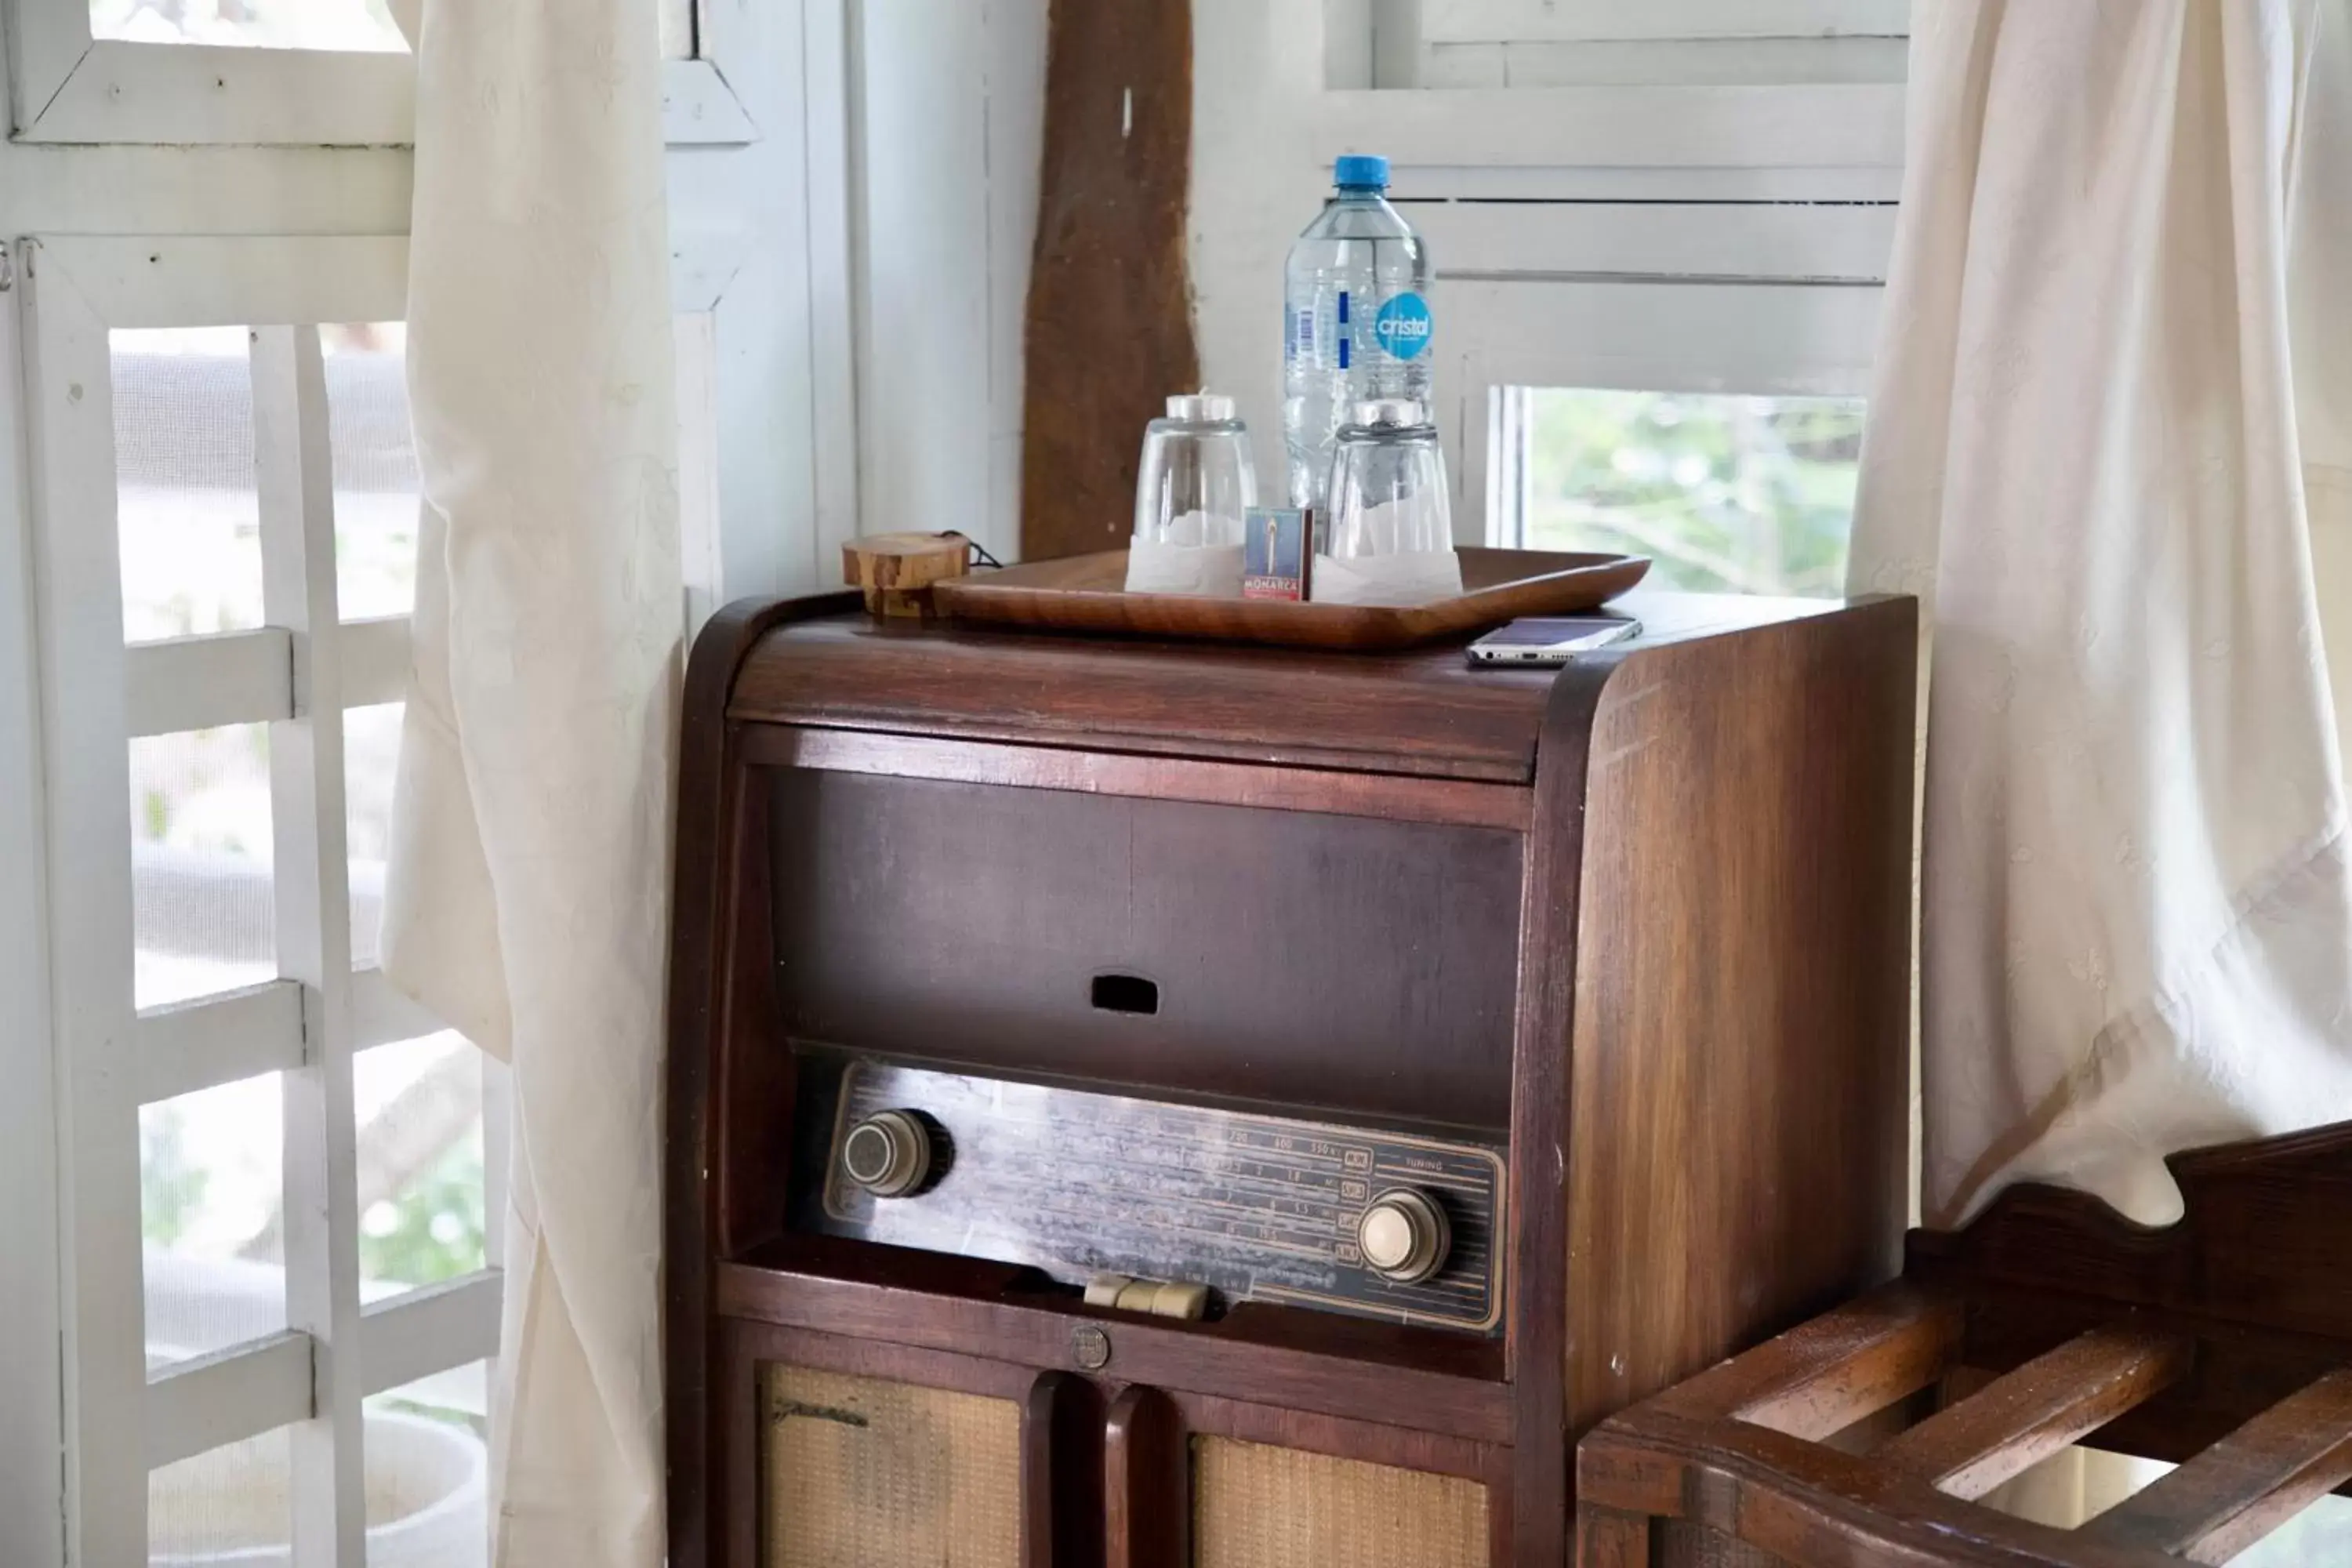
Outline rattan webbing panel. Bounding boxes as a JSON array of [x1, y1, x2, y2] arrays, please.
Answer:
[[759, 1364, 1022, 1568], [1192, 1435, 1488, 1567]]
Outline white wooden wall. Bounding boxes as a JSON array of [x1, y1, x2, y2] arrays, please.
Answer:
[[1394, 0, 1909, 88], [849, 0, 1047, 565]]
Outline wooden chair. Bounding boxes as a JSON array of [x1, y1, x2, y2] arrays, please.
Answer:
[[1576, 1126, 2352, 1566]]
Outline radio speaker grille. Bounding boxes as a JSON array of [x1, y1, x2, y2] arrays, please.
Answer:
[[1191, 1435, 1488, 1567], [759, 1364, 1021, 1568]]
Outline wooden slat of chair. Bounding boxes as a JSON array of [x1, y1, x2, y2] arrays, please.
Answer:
[[1873, 1325, 2193, 1500], [1579, 1406, 2184, 1568], [2079, 1366, 2352, 1566], [1652, 1283, 1965, 1439], [1577, 1127, 2352, 1566]]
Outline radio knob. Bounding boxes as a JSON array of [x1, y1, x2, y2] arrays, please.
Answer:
[[1357, 1188, 1450, 1284], [841, 1109, 932, 1198]]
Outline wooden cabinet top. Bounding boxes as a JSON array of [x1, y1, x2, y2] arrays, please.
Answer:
[[724, 590, 1861, 784]]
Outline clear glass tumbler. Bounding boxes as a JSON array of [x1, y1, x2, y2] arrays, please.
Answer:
[[1133, 393, 1258, 547], [1313, 398, 1461, 604], [1128, 393, 1258, 597]]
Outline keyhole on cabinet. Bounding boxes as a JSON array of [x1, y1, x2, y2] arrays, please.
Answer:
[[1091, 972, 1160, 1016]]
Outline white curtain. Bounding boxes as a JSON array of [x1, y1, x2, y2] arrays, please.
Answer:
[[379, 0, 681, 1563], [1852, 0, 2352, 1229]]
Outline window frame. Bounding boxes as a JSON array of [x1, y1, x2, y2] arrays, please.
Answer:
[[4, 207, 814, 1563], [0, 0, 848, 1559], [1428, 269, 1886, 546], [20, 232, 501, 1565], [1189, 3, 1906, 548], [0, 235, 67, 1568], [8, 0, 753, 146], [1387, 0, 1910, 89], [1417, 0, 1911, 43]]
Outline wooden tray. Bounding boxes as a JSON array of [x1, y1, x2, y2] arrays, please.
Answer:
[[930, 546, 1650, 651]]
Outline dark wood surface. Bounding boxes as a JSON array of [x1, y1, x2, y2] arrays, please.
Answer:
[[715, 1242, 1512, 1443], [667, 588, 1920, 1566], [1025, 1372, 1105, 1568], [1646, 1283, 1964, 1443], [1577, 1124, 2352, 1566], [729, 608, 1560, 782], [1018, 0, 1196, 562], [725, 590, 1849, 784], [1913, 1123, 2352, 1470], [1557, 599, 1918, 1429], [766, 765, 1525, 1131], [1104, 1386, 1187, 1568], [932, 546, 1651, 649], [1906, 1124, 2352, 1341], [1500, 593, 1918, 1563], [1574, 1506, 1653, 1568], [739, 725, 1535, 829], [1500, 630, 1602, 1564], [1873, 1326, 2191, 1499], [2083, 1367, 2352, 1564], [665, 591, 859, 1568]]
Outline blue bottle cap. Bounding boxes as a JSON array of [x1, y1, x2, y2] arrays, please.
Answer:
[[1334, 154, 1390, 191]]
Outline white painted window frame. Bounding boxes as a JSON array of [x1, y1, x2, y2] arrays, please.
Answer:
[[1420, 0, 1911, 42], [670, 0, 860, 603], [1194, 2, 1906, 543], [0, 234, 67, 1568], [7, 0, 753, 145], [1450, 276, 1882, 545], [843, 0, 1043, 571], [20, 232, 502, 1566], [1404, 206, 1892, 543], [1397, 0, 1910, 89]]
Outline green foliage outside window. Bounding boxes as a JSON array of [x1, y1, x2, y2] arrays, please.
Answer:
[[1524, 390, 1865, 598], [359, 1131, 488, 1288]]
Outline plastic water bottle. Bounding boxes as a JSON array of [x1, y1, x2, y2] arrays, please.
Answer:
[[1283, 154, 1434, 514]]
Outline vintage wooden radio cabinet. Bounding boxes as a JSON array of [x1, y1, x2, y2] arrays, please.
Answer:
[[666, 589, 1918, 1568]]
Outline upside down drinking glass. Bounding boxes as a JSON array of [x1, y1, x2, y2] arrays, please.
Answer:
[[1312, 398, 1463, 606], [1126, 393, 1258, 597]]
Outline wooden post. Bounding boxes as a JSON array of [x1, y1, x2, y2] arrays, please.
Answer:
[[1019, 0, 1201, 562]]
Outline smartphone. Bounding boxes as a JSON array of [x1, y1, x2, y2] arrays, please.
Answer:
[[1465, 615, 1642, 666]]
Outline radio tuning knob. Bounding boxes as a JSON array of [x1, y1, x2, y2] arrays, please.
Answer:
[[1357, 1188, 1450, 1284], [841, 1109, 932, 1198]]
